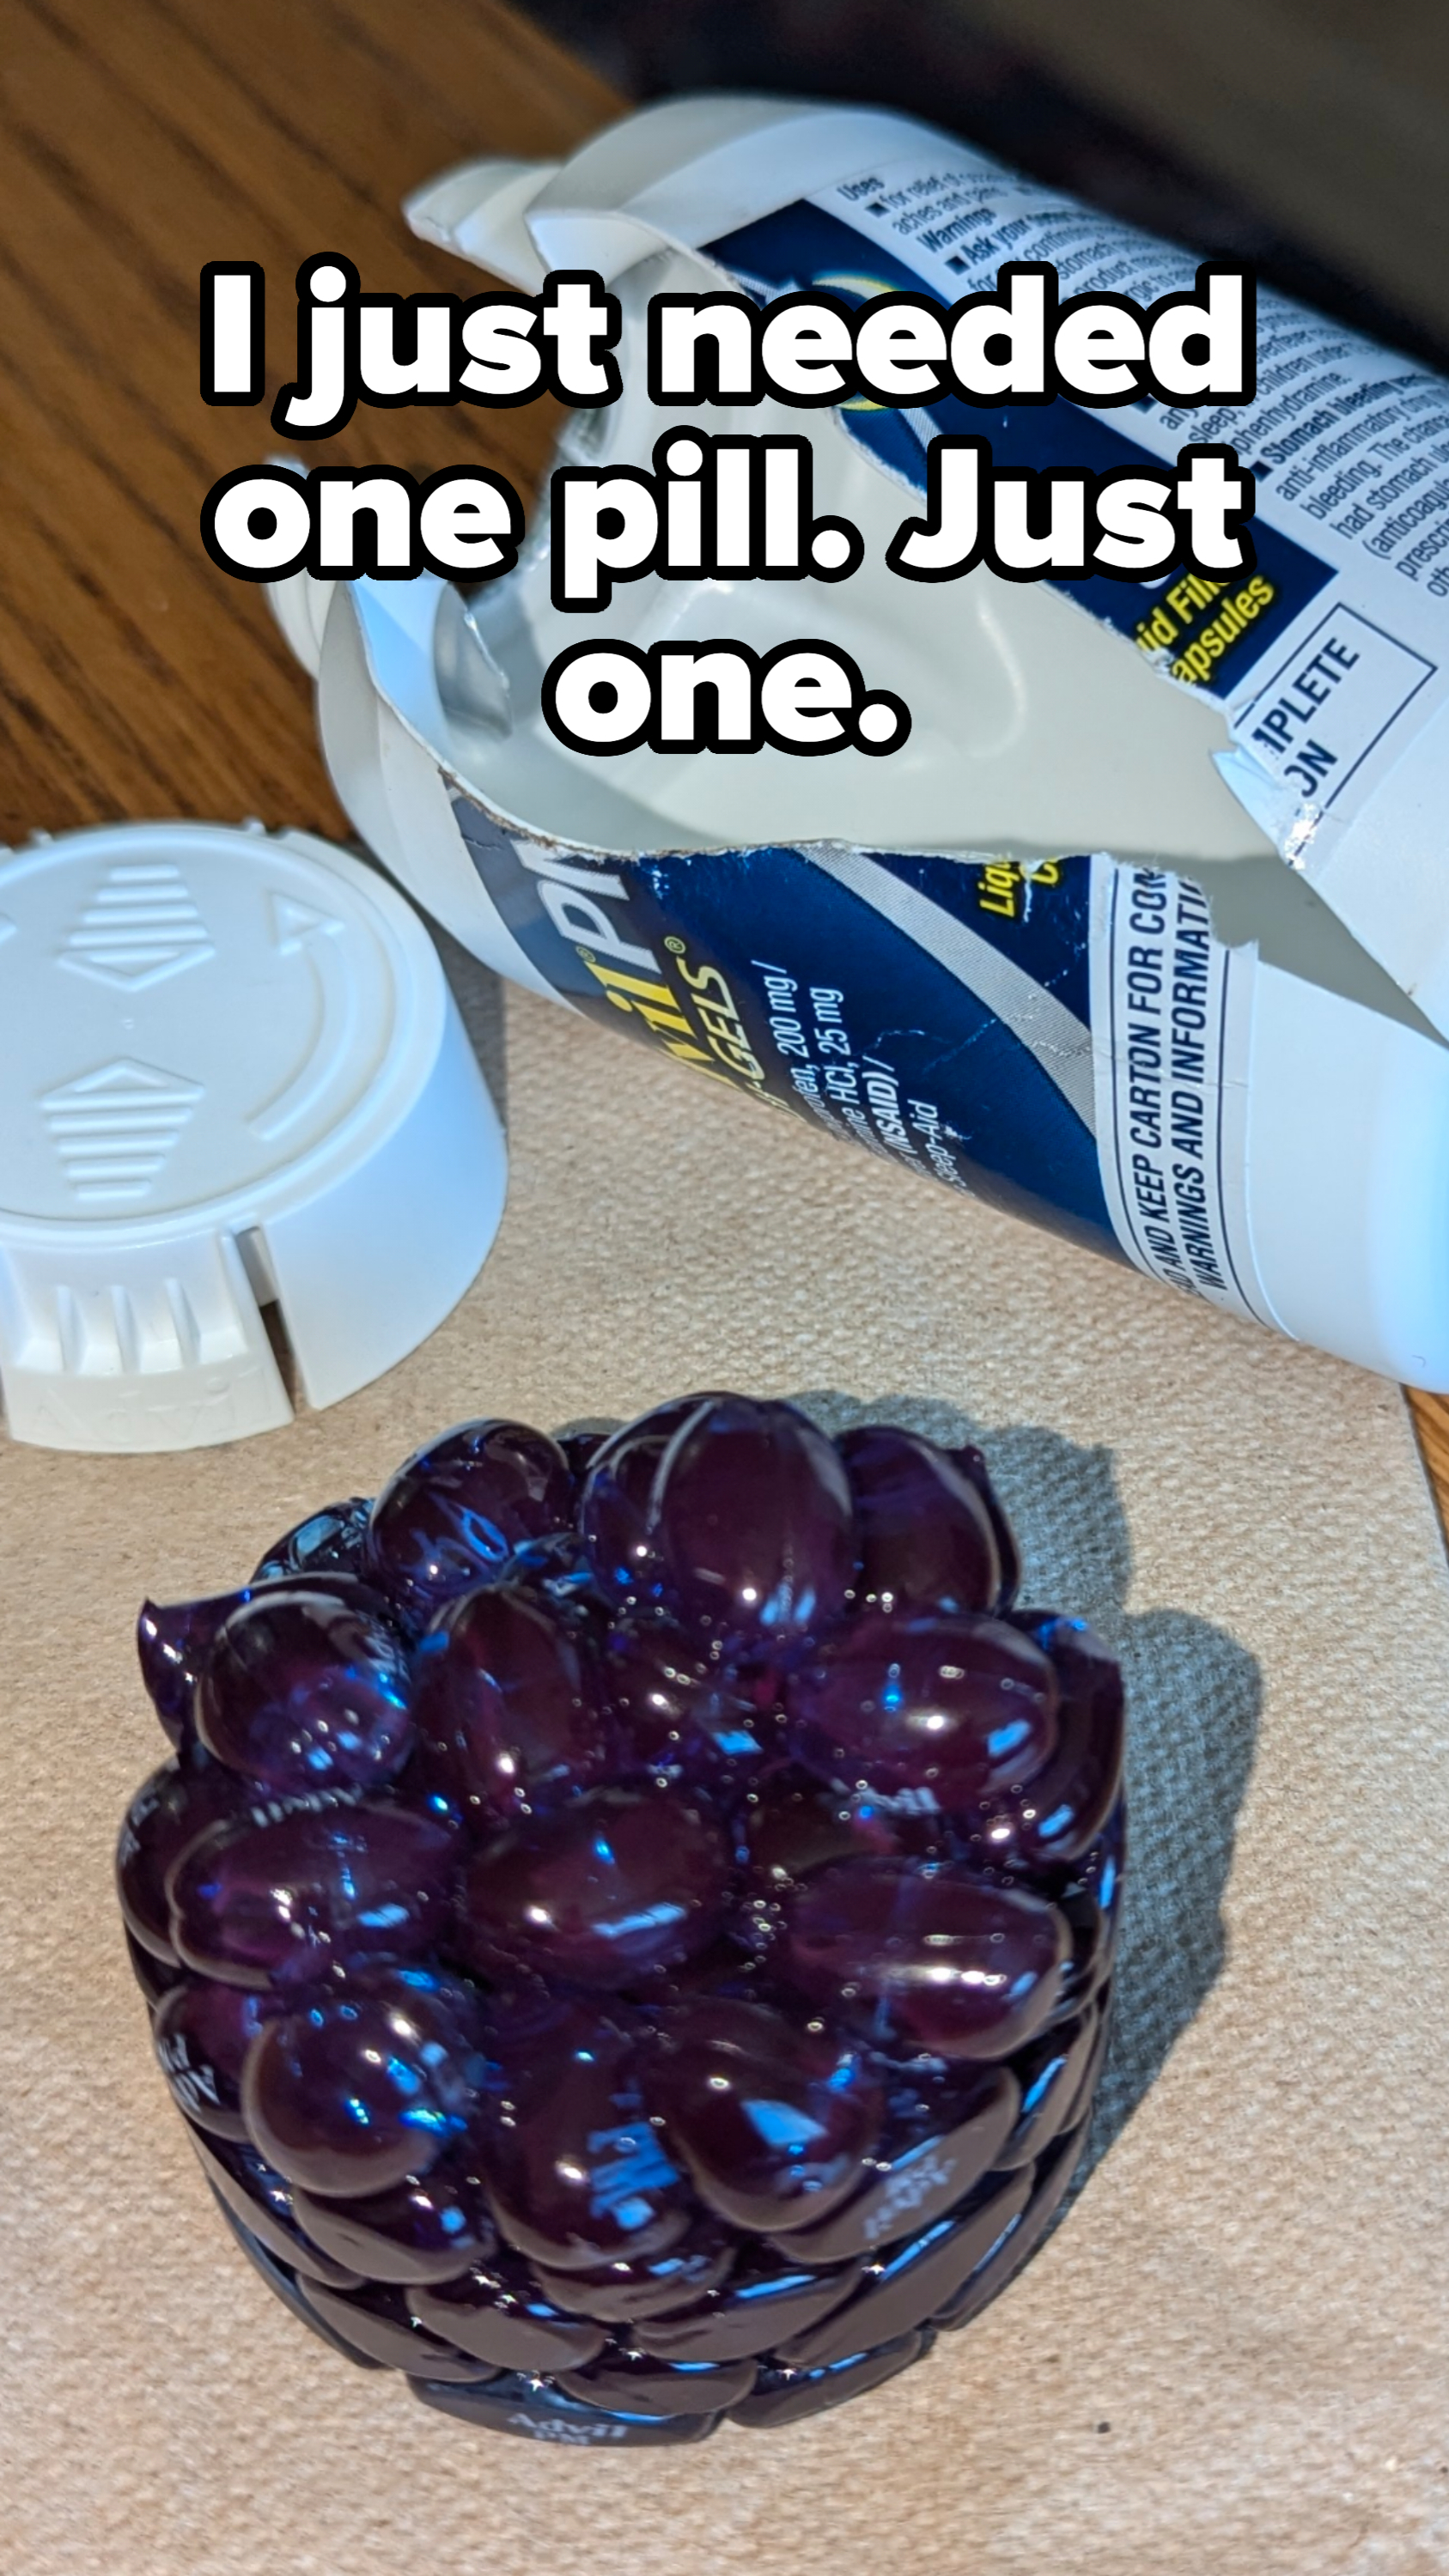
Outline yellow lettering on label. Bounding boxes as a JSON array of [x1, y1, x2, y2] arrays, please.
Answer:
[[581, 957, 693, 1035]]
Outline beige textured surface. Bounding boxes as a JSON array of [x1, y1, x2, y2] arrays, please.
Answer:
[[3, 973, 1449, 2576]]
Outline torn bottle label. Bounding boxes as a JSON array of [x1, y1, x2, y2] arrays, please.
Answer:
[[700, 149, 1449, 1024], [259, 98, 1449, 1382], [453, 799, 1265, 1321], [708, 192, 1336, 690]]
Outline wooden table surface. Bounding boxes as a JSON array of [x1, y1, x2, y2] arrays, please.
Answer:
[[3, 0, 1446, 1521]]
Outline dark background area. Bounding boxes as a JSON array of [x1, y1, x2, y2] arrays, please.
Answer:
[[521, 0, 1449, 370]]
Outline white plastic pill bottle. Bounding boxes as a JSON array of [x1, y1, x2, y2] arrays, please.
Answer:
[[268, 95, 1449, 1388]]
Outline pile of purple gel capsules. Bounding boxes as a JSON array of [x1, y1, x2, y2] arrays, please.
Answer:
[[118, 1394, 1123, 2444]]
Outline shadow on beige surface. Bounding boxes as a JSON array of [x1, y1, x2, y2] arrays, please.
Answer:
[[795, 1391, 1263, 2188]]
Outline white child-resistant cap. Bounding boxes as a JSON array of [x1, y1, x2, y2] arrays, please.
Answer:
[[0, 819, 507, 1452]]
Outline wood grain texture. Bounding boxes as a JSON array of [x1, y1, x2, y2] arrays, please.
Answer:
[[0, 0, 1445, 1542], [0, 0, 606, 839], [1408, 1388, 1449, 1516]]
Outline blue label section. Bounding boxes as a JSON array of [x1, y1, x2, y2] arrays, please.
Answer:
[[453, 802, 1120, 1263], [707, 200, 1333, 690]]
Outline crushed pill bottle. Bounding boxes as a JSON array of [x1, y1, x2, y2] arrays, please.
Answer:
[[266, 94, 1449, 1388]]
